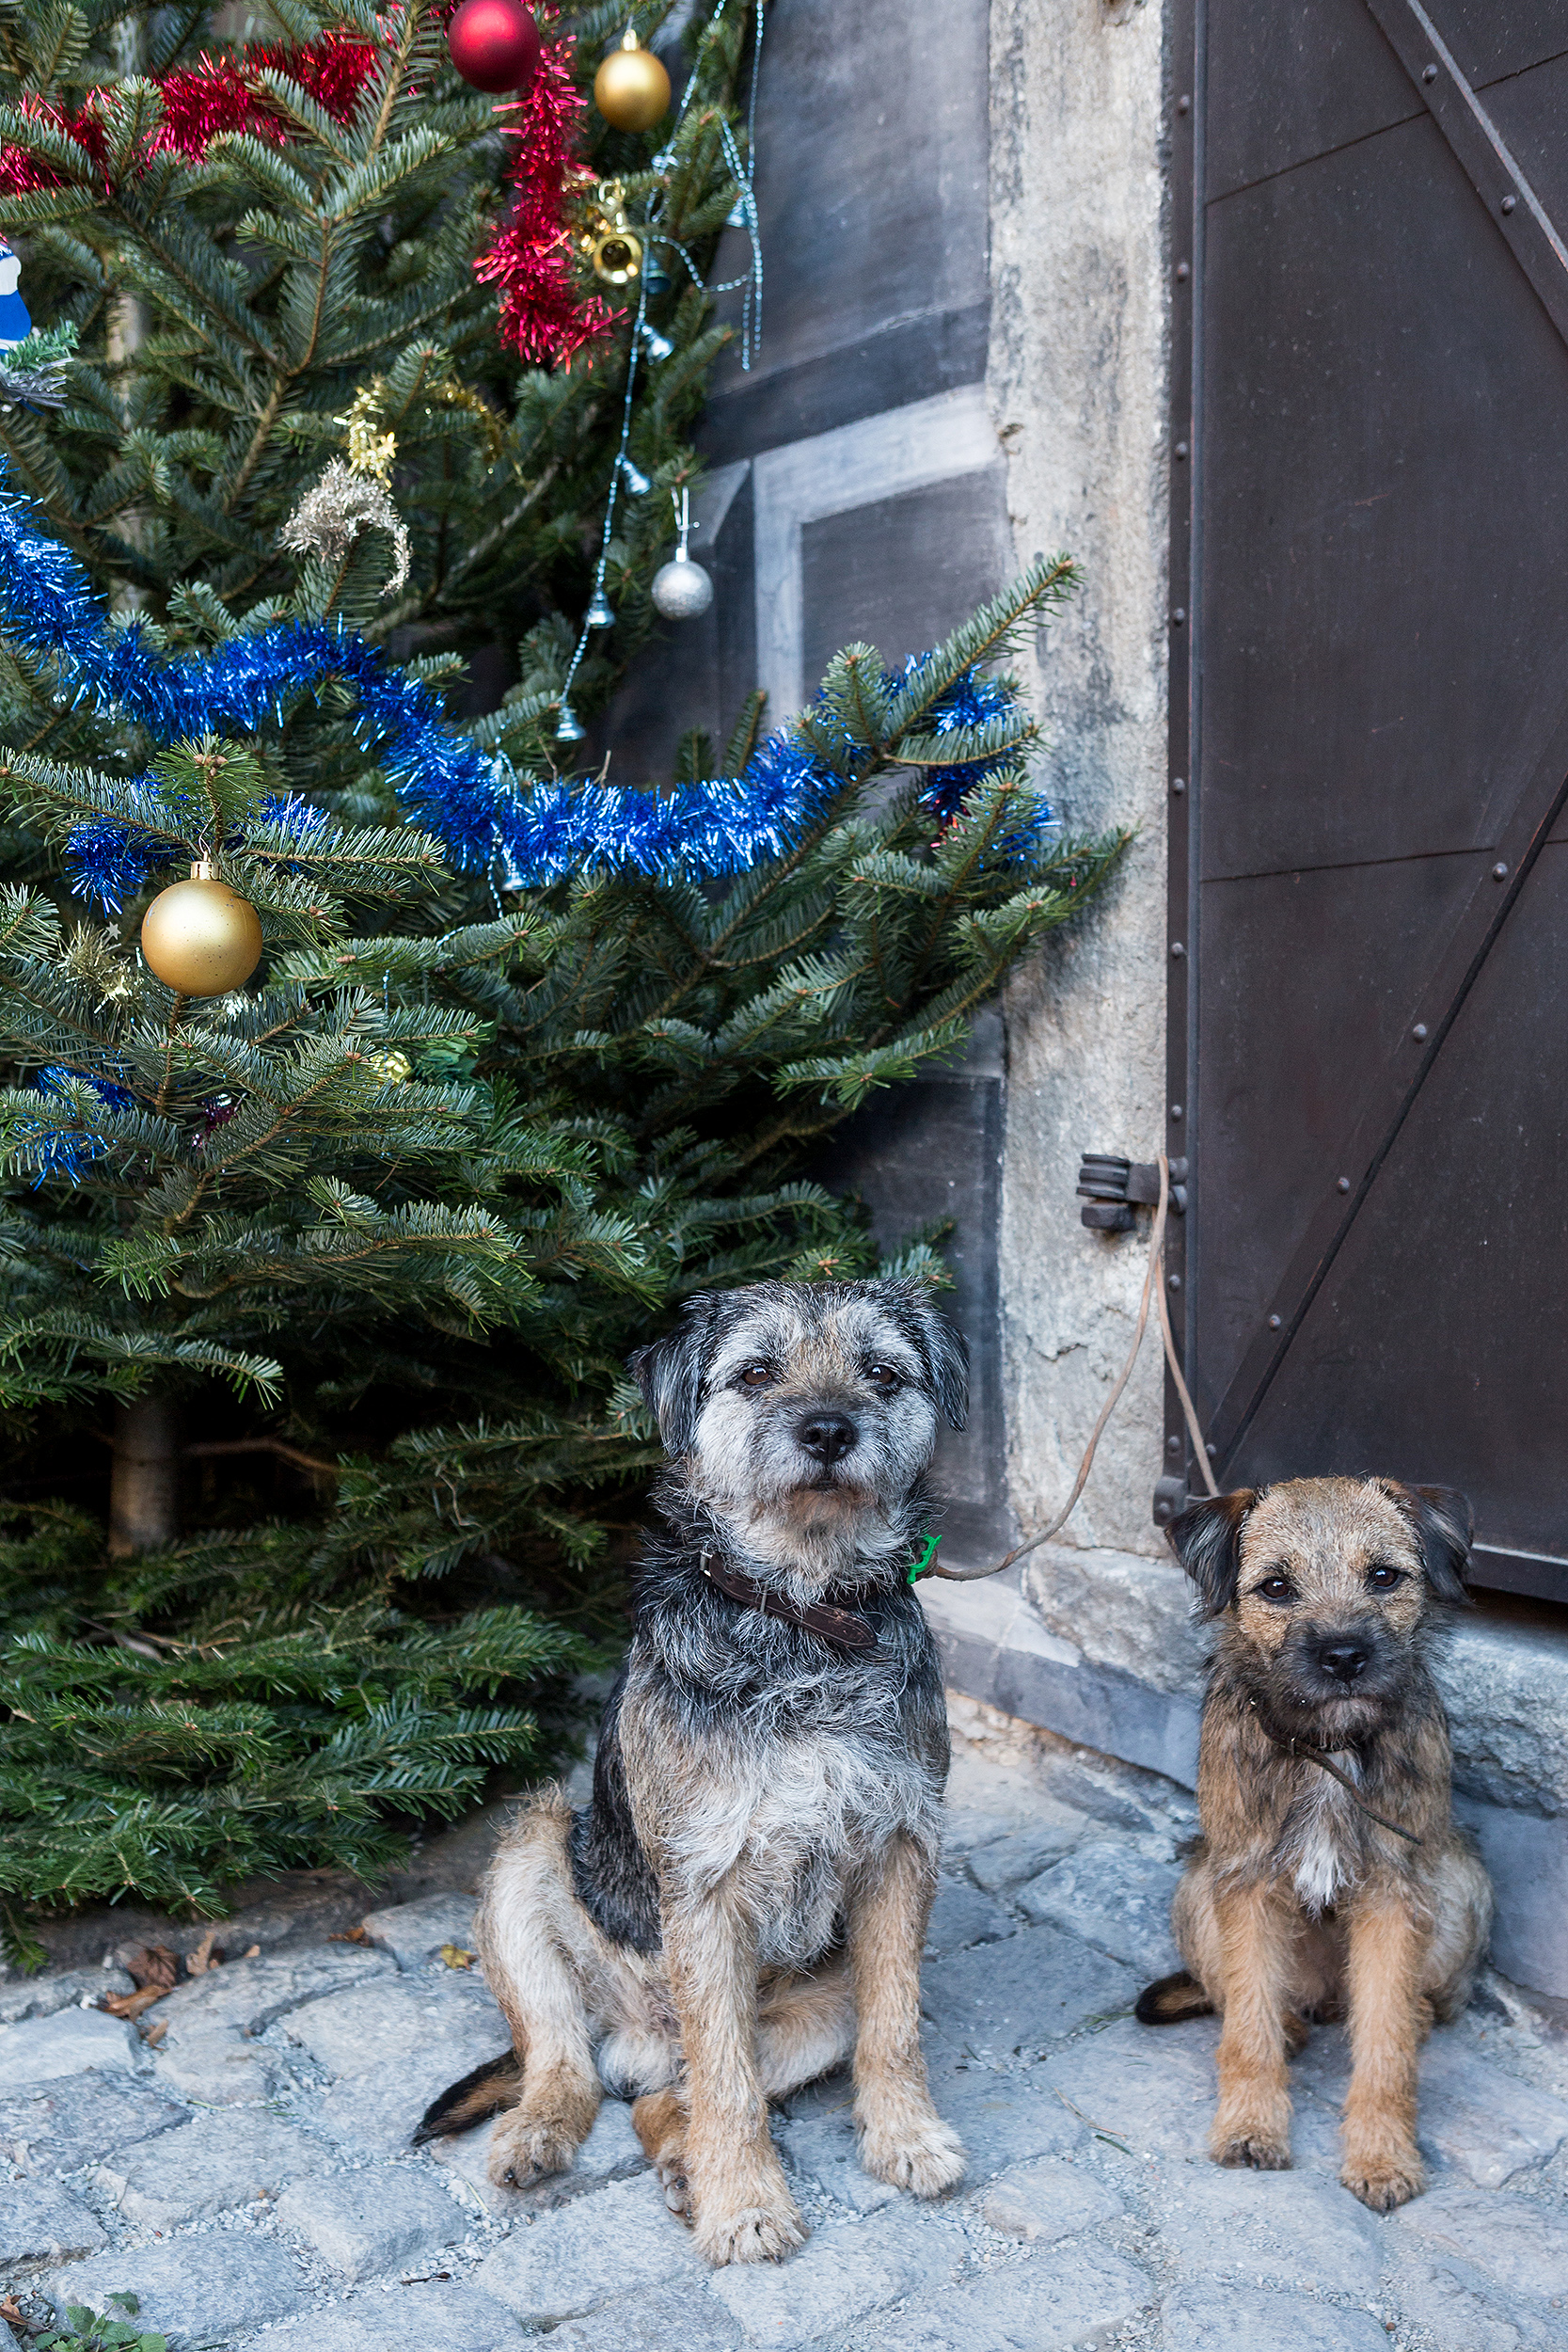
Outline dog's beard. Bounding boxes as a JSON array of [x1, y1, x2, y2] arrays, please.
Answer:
[[1246, 1660, 1408, 1749]]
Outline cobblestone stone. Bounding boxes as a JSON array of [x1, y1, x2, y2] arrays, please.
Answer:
[[1160, 2282, 1390, 2351], [0, 2009, 138, 2089], [862, 2241, 1152, 2351], [7, 1699, 1566, 2352], [708, 2202, 962, 2346], [0, 1969, 135, 2025], [1015, 1839, 1185, 1977], [920, 1921, 1137, 2053], [275, 2166, 465, 2280], [45, 2235, 309, 2340], [0, 2177, 106, 2265], [96, 2110, 329, 2231], [0, 2070, 186, 2174], [246, 2279, 521, 2352], [975, 2153, 1122, 2241], [359, 1893, 478, 1971]]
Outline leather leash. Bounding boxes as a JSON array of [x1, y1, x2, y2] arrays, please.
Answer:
[[1249, 1704, 1423, 1846]]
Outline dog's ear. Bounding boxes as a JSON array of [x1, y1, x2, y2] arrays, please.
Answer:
[[1166, 1488, 1256, 1615], [627, 1296, 717, 1457], [1382, 1481, 1474, 1605], [911, 1297, 969, 1430]]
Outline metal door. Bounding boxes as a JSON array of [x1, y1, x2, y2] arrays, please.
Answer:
[[1167, 0, 1568, 1600]]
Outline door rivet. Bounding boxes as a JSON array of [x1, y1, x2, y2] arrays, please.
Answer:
[[1175, 440, 1190, 458], [1170, 1104, 1184, 1120], [1337, 1177, 1351, 1193], [1177, 93, 1191, 114], [1168, 1274, 1182, 1292], [1171, 941, 1186, 959], [1501, 196, 1516, 215], [1176, 262, 1190, 280], [1267, 1313, 1282, 1330], [1492, 862, 1509, 880], [1172, 608, 1186, 626], [1412, 1023, 1429, 1041], [1421, 62, 1437, 81], [1166, 1434, 1181, 1454], [1172, 777, 1186, 795]]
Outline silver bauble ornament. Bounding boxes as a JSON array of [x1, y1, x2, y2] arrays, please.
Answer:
[[651, 552, 713, 620]]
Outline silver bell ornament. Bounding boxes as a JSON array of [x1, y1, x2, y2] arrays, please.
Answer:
[[651, 486, 714, 621], [585, 583, 616, 629], [554, 698, 586, 743]]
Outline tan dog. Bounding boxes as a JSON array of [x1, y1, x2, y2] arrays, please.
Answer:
[[1137, 1477, 1492, 2210]]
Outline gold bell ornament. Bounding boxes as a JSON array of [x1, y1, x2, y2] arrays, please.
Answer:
[[363, 1047, 414, 1085], [140, 862, 263, 998], [579, 181, 643, 287], [593, 25, 671, 132]]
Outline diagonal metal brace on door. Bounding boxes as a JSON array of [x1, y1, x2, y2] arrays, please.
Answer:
[[1203, 3, 1568, 1481]]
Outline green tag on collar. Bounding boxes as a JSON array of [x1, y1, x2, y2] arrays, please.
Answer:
[[908, 1533, 940, 1583]]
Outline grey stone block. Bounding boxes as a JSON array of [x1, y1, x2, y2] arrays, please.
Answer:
[[476, 2170, 706, 2324], [921, 1922, 1137, 2054], [923, 2058, 1087, 2176], [1390, 2184, 1568, 2305], [95, 2108, 328, 2230], [863, 2241, 1152, 2351], [283, 1977, 503, 2080], [431, 2095, 645, 2217], [0, 1970, 135, 2026], [0, 2070, 187, 2174], [46, 2234, 308, 2341], [1385, 2253, 1562, 2352], [1162, 2283, 1390, 2352], [0, 2176, 106, 2263], [315, 2042, 505, 2158], [965, 1818, 1085, 1895], [244, 2279, 522, 2352], [1015, 1839, 1184, 1977], [150, 2026, 279, 2106], [547, 2283, 742, 2351], [778, 2099, 899, 2216], [359, 1894, 478, 1973], [1152, 2160, 1387, 2298], [707, 2202, 962, 2348], [924, 1876, 1015, 1959], [1292, 2025, 1568, 2190], [275, 2167, 464, 2281], [359, 1891, 474, 1966], [0, 2009, 139, 2089], [1041, 2018, 1222, 2161], [976, 2155, 1122, 2242], [158, 1944, 395, 2042]]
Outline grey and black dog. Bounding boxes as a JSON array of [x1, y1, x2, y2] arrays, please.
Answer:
[[417, 1279, 970, 2265]]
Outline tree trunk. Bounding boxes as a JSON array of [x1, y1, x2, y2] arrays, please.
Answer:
[[109, 1395, 181, 1556]]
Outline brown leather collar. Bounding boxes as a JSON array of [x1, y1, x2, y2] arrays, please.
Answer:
[[698, 1551, 879, 1655]]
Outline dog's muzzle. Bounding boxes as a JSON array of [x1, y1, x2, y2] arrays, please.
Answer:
[[795, 1408, 858, 1470]]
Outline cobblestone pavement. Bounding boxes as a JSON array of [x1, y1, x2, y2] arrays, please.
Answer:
[[4, 1692, 1567, 2352]]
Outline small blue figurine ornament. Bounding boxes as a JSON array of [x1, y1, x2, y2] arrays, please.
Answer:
[[0, 241, 32, 350]]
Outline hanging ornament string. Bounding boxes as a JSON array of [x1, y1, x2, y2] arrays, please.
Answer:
[[553, 267, 653, 743]]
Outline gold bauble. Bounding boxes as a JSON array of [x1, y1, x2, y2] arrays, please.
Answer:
[[140, 864, 263, 998], [591, 222, 643, 285], [363, 1048, 413, 1085], [593, 31, 670, 131]]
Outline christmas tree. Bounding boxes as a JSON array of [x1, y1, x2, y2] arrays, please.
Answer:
[[0, 0, 1127, 1951]]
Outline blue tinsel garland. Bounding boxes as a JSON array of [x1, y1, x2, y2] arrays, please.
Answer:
[[0, 467, 1048, 897], [12, 1066, 135, 1184]]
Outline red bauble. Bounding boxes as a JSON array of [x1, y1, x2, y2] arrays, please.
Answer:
[[448, 0, 542, 94]]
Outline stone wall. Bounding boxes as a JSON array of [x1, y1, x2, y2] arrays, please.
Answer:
[[990, 0, 1173, 1561]]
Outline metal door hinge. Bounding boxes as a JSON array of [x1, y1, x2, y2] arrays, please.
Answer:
[[1077, 1153, 1188, 1232]]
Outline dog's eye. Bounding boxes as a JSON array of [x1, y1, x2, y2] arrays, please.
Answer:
[[864, 1363, 902, 1391], [1366, 1563, 1405, 1591], [1256, 1573, 1295, 1602], [737, 1361, 775, 1390]]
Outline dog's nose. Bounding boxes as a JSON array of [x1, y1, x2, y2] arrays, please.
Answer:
[[1316, 1640, 1370, 1685], [798, 1410, 857, 1465]]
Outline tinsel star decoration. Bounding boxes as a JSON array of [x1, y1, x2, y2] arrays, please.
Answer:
[[282, 458, 412, 597]]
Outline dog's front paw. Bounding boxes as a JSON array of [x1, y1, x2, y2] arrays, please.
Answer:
[[488, 2108, 582, 2187], [1214, 2131, 1291, 2170], [1341, 2148, 1424, 2211], [859, 2108, 967, 2199], [693, 2189, 806, 2266]]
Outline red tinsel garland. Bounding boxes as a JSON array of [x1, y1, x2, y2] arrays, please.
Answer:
[[473, 37, 610, 368], [0, 30, 378, 193], [0, 17, 610, 371]]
